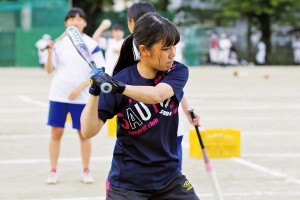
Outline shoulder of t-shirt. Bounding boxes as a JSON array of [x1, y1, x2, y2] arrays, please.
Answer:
[[171, 61, 188, 71]]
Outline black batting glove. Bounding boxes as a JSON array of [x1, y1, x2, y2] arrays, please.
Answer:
[[103, 73, 126, 93], [91, 73, 125, 94], [89, 78, 101, 96]]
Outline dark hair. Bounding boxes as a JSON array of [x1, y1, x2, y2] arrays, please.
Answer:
[[133, 12, 180, 50], [113, 12, 180, 75], [127, 2, 156, 23], [65, 7, 86, 21], [112, 24, 124, 31]]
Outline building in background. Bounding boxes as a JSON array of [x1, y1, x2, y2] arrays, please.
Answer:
[[0, 0, 69, 67]]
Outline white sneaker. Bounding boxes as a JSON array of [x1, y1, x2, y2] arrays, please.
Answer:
[[46, 171, 59, 184], [82, 170, 94, 184]]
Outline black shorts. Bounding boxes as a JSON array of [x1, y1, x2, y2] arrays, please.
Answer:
[[106, 173, 200, 200]]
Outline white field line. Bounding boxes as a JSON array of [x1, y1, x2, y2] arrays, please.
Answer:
[[202, 116, 300, 121], [31, 191, 300, 200], [186, 93, 300, 98], [194, 106, 300, 111], [231, 158, 300, 185], [242, 153, 300, 158], [0, 156, 112, 165], [182, 142, 300, 185], [0, 134, 70, 139], [19, 95, 48, 107], [1, 153, 299, 166]]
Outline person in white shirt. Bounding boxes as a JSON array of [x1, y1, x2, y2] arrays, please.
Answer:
[[256, 39, 266, 65], [209, 33, 219, 65], [35, 34, 51, 68], [93, 23, 125, 75], [44, 7, 106, 185], [292, 35, 300, 64], [218, 33, 232, 66]]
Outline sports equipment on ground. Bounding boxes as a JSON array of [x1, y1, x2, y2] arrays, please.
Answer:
[[66, 26, 112, 93], [188, 108, 224, 200]]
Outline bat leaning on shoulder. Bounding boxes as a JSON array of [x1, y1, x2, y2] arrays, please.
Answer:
[[188, 108, 224, 200], [66, 25, 112, 93]]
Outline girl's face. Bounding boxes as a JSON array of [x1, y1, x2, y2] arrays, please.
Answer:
[[112, 29, 124, 41], [141, 39, 176, 71], [127, 18, 135, 34], [65, 14, 86, 33]]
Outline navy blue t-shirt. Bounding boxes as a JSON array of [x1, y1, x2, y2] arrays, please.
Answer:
[[98, 61, 188, 190]]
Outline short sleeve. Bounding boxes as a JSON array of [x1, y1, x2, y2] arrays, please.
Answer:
[[160, 62, 188, 102]]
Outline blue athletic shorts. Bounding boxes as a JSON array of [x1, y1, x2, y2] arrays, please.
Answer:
[[47, 101, 85, 130]]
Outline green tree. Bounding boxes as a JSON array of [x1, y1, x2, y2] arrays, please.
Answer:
[[213, 0, 300, 64], [72, 0, 113, 35], [72, 0, 172, 36]]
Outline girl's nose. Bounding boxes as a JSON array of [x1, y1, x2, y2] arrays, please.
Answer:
[[171, 46, 176, 58]]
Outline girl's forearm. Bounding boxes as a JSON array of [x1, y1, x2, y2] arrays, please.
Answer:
[[80, 95, 103, 138]]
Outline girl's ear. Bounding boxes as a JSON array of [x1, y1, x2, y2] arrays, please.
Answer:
[[139, 45, 149, 57]]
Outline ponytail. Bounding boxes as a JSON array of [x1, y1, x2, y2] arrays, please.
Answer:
[[113, 35, 137, 76]]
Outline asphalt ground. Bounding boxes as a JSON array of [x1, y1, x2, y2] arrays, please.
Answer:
[[0, 66, 299, 200]]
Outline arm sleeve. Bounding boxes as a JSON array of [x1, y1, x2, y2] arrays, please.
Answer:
[[97, 92, 123, 123], [160, 62, 189, 102]]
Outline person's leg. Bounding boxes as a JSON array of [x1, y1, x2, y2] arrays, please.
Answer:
[[47, 101, 68, 183], [77, 130, 91, 170], [78, 129, 93, 183], [49, 127, 64, 171], [69, 103, 93, 183]]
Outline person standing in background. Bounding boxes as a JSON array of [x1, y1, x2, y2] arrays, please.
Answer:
[[255, 38, 266, 65], [44, 7, 106, 184], [209, 33, 219, 65], [93, 22, 125, 75], [292, 35, 300, 65], [218, 33, 232, 66], [35, 34, 51, 68]]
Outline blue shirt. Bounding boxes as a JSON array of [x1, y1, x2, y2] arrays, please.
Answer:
[[98, 61, 188, 190]]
